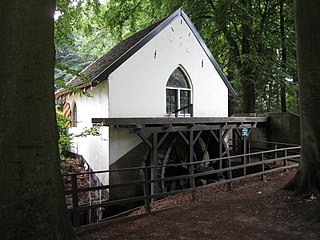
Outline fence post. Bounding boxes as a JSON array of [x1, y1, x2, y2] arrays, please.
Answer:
[[248, 141, 251, 162], [189, 130, 196, 201], [243, 154, 247, 176], [143, 168, 151, 213], [274, 144, 278, 165], [71, 174, 80, 227], [260, 153, 266, 181], [241, 137, 247, 167], [284, 149, 288, 172], [151, 133, 158, 201], [227, 157, 233, 191]]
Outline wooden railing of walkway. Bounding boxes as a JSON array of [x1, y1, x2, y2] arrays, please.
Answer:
[[62, 142, 300, 232]]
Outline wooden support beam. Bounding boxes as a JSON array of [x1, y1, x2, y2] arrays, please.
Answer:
[[193, 130, 203, 145], [150, 133, 158, 201], [157, 132, 169, 149], [189, 130, 196, 201], [218, 128, 223, 178], [178, 132, 189, 145], [209, 130, 219, 142], [137, 133, 152, 149]]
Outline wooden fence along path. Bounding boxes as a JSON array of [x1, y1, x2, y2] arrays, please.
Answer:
[[62, 141, 300, 232]]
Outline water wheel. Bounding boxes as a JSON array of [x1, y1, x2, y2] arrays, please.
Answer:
[[150, 131, 230, 193]]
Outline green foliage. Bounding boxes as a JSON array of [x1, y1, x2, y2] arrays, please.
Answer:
[[54, 0, 299, 114], [56, 107, 102, 162], [56, 107, 73, 162], [74, 125, 102, 138], [54, 0, 112, 91]]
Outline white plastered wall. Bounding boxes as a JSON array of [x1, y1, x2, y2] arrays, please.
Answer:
[[66, 15, 230, 175], [107, 16, 229, 166], [66, 80, 109, 184], [108, 16, 229, 118]]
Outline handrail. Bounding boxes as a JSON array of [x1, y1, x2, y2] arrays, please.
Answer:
[[62, 146, 301, 177], [63, 144, 301, 229], [247, 140, 299, 147]]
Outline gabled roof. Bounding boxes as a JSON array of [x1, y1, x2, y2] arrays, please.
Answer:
[[57, 9, 235, 96]]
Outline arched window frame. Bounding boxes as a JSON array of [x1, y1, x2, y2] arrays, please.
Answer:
[[166, 66, 193, 116], [71, 102, 77, 127]]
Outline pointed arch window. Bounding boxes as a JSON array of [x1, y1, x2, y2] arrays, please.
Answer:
[[166, 67, 192, 116], [71, 102, 77, 127]]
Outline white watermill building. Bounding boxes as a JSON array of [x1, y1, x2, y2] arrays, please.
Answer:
[[56, 9, 267, 204]]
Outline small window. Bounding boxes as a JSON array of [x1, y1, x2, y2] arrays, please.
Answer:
[[166, 68, 192, 116], [71, 103, 77, 127]]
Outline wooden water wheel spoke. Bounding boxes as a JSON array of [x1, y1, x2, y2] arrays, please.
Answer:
[[151, 130, 231, 194]]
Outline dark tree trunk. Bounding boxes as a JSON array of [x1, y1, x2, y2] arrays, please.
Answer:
[[286, 0, 320, 223], [214, 0, 256, 113], [280, 0, 287, 112], [280, 83, 286, 112], [242, 77, 255, 113], [0, 1, 75, 239], [240, 0, 255, 113]]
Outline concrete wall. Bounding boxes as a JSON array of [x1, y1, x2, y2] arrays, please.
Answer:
[[265, 112, 300, 145], [109, 128, 143, 165], [248, 112, 301, 145], [108, 15, 229, 118]]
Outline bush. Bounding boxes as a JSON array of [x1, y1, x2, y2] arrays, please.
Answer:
[[56, 107, 73, 161]]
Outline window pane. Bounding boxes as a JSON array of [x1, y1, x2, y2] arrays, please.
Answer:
[[72, 103, 77, 127], [167, 68, 189, 88], [166, 89, 177, 114], [180, 90, 190, 113]]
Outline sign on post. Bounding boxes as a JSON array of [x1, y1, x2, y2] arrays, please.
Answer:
[[241, 127, 249, 138]]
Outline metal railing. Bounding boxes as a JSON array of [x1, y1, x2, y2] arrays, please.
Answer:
[[63, 143, 300, 231]]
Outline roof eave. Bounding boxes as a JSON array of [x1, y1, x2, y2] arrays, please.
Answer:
[[54, 82, 92, 98]]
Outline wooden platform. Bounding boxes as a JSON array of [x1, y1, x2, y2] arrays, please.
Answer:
[[92, 117, 268, 133], [92, 116, 268, 198]]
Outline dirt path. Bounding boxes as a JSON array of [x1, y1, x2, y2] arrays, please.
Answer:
[[79, 170, 320, 240]]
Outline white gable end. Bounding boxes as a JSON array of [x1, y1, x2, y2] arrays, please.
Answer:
[[108, 15, 228, 118]]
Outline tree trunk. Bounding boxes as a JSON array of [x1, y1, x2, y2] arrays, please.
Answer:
[[0, 1, 76, 239], [242, 77, 255, 113], [241, 3, 255, 114], [286, 0, 320, 222], [280, 0, 287, 112]]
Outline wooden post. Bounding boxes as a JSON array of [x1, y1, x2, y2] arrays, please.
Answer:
[[71, 174, 80, 227], [274, 144, 278, 165], [143, 168, 151, 213], [218, 128, 223, 178], [284, 149, 288, 172], [189, 130, 196, 201], [261, 153, 266, 181], [243, 138, 247, 157], [150, 133, 158, 201], [248, 141, 251, 162], [243, 154, 247, 177], [227, 157, 234, 191], [243, 138, 247, 176]]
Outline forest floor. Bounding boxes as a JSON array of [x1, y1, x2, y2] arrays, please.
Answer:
[[78, 169, 320, 240]]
